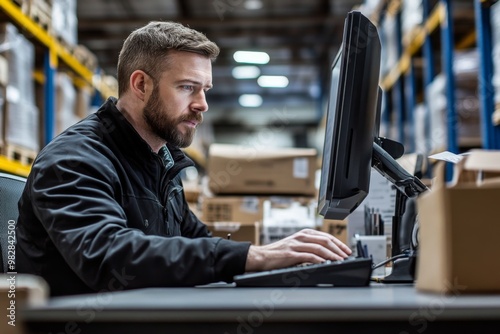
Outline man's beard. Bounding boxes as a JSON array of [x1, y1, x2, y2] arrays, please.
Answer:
[[143, 88, 202, 148]]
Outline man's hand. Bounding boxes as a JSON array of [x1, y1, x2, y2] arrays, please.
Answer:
[[245, 228, 352, 272]]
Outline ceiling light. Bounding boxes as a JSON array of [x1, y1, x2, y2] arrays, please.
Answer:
[[233, 51, 270, 64], [238, 94, 263, 107], [232, 66, 261, 79], [257, 75, 289, 88], [244, 0, 263, 10]]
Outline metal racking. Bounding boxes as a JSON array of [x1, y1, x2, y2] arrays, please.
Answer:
[[375, 0, 500, 158], [0, 0, 112, 176]]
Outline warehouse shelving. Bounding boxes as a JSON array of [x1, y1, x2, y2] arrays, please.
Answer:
[[0, 0, 114, 177], [376, 0, 500, 160], [474, 0, 500, 148]]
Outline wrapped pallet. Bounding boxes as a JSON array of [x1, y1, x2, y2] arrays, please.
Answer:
[[0, 23, 39, 153], [55, 72, 79, 135], [491, 1, 500, 117], [52, 0, 78, 47], [425, 49, 481, 153]]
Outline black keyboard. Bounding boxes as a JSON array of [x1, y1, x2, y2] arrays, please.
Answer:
[[233, 257, 373, 287]]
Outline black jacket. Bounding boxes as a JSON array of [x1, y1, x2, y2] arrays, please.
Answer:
[[15, 97, 250, 296]]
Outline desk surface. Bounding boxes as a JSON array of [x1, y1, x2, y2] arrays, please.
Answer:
[[21, 283, 500, 334]]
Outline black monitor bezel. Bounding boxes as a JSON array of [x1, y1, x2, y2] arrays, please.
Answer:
[[317, 11, 382, 221]]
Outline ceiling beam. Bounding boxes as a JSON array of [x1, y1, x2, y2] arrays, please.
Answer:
[[77, 14, 343, 30], [176, 0, 191, 18]]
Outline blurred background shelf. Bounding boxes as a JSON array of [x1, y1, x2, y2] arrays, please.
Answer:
[[0, 0, 115, 176], [375, 0, 499, 165], [1, 0, 499, 179]]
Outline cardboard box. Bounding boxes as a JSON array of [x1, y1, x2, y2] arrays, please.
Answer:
[[183, 182, 201, 203], [202, 196, 265, 224], [320, 219, 348, 245], [416, 150, 500, 293], [207, 143, 317, 196], [187, 201, 202, 220], [206, 221, 260, 245], [202, 195, 314, 222]]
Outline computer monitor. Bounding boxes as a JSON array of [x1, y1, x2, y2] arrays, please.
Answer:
[[318, 10, 429, 283], [317, 10, 382, 221]]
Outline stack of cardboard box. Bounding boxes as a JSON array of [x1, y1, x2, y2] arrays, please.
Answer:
[[202, 143, 319, 245]]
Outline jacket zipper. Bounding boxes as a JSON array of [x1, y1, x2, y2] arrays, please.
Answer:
[[156, 154, 171, 236]]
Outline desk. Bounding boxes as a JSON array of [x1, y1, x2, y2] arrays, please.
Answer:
[[20, 283, 500, 334]]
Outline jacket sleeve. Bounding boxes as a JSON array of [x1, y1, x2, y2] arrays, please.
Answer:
[[181, 206, 214, 238], [29, 144, 250, 291]]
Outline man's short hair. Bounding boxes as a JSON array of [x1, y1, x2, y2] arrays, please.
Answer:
[[117, 21, 220, 96]]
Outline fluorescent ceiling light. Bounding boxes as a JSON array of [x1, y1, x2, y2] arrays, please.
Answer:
[[238, 94, 263, 107], [244, 0, 263, 10], [232, 66, 261, 79], [233, 51, 270, 64], [257, 75, 289, 88]]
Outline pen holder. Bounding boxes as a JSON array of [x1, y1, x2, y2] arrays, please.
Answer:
[[353, 235, 387, 277]]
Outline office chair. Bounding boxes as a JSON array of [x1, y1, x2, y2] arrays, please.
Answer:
[[0, 172, 27, 273]]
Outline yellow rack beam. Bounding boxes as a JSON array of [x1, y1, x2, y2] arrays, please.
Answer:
[[456, 30, 477, 50], [387, 0, 402, 15], [0, 155, 31, 177], [380, 2, 445, 90]]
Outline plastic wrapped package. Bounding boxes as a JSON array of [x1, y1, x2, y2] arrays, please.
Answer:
[[359, 0, 385, 17], [52, 0, 78, 46], [0, 87, 4, 146], [0, 23, 39, 151], [380, 14, 398, 77], [5, 100, 40, 151], [425, 49, 481, 153], [1, 23, 36, 106], [55, 72, 79, 135], [413, 103, 428, 155], [452, 50, 481, 147], [491, 1, 500, 104], [426, 75, 448, 154], [401, 0, 424, 39]]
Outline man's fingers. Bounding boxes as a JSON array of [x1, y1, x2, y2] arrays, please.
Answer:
[[292, 229, 351, 258], [286, 236, 345, 261]]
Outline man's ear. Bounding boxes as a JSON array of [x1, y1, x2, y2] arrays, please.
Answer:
[[129, 70, 152, 102]]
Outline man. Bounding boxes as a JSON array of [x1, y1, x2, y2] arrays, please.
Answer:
[[15, 21, 351, 296]]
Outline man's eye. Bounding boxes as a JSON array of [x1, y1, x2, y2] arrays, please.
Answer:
[[182, 85, 194, 91]]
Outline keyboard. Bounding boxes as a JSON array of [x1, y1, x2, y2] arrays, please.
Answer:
[[233, 257, 373, 287]]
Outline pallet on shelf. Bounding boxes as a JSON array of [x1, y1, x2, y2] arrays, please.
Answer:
[[402, 25, 422, 47], [23, 0, 53, 35], [54, 34, 75, 53], [12, 0, 25, 9], [1, 143, 37, 166], [73, 44, 98, 73]]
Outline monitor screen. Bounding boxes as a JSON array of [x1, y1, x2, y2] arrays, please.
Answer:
[[318, 11, 382, 220]]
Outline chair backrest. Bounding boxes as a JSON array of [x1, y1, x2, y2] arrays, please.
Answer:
[[0, 172, 27, 273]]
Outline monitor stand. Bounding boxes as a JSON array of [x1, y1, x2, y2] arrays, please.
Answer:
[[380, 190, 417, 283], [371, 141, 428, 284]]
